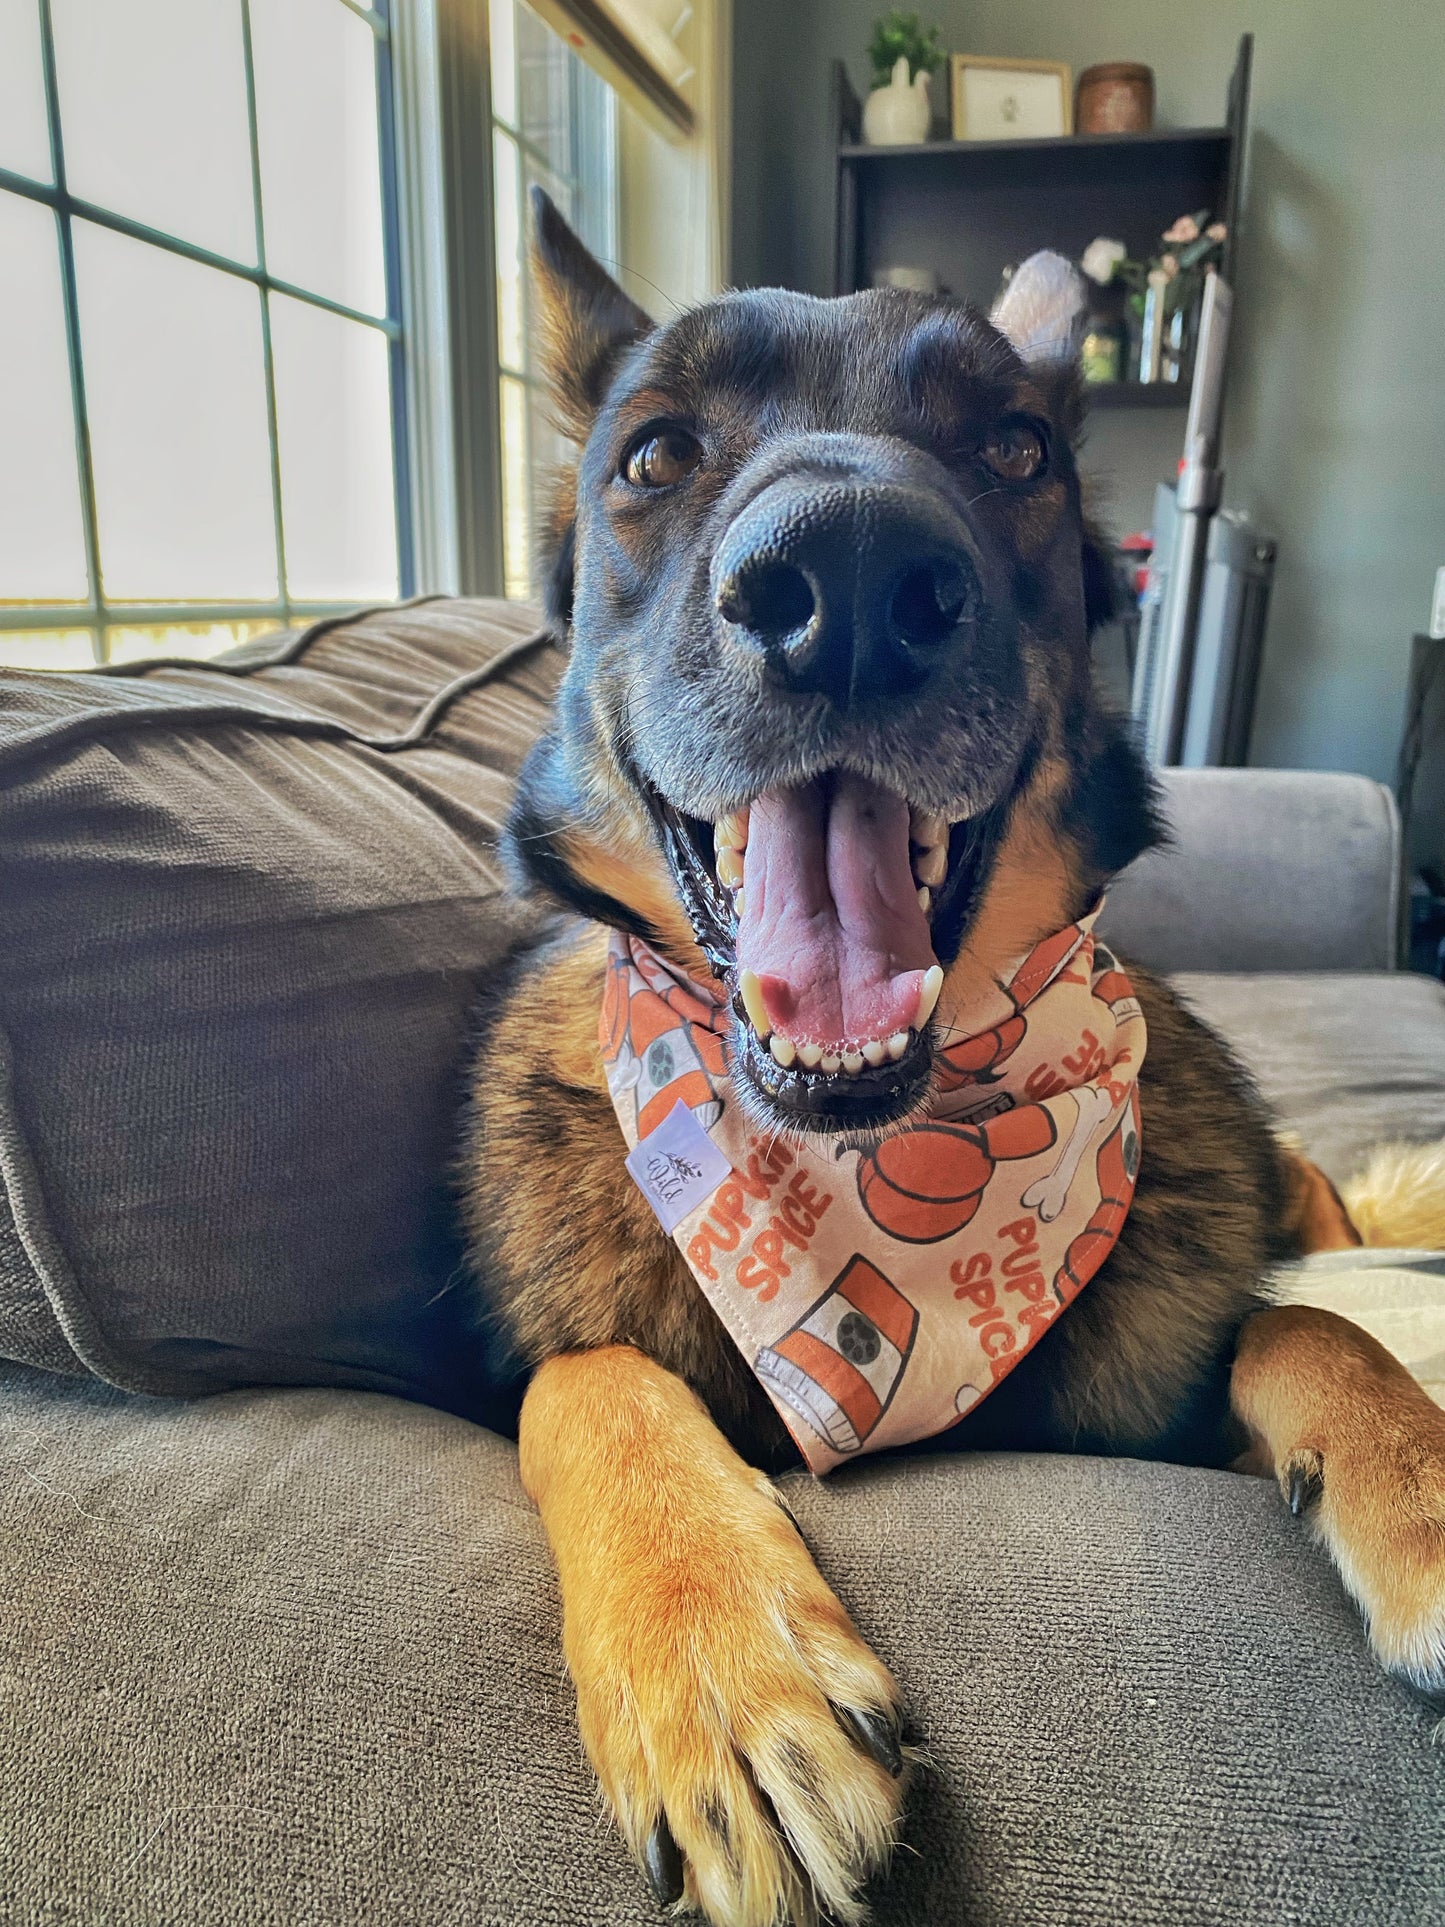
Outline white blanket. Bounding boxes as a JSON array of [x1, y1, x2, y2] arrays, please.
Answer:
[[1271, 1249, 1445, 1407]]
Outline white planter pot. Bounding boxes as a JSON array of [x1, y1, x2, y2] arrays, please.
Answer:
[[863, 56, 931, 146]]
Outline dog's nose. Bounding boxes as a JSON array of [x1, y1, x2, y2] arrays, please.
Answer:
[[711, 475, 977, 705]]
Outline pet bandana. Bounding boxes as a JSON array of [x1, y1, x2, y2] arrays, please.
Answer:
[[601, 909, 1145, 1474]]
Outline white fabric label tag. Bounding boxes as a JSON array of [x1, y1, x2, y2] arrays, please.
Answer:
[[624, 1099, 732, 1233]]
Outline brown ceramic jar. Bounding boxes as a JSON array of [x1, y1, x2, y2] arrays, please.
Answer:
[[1075, 63, 1155, 134]]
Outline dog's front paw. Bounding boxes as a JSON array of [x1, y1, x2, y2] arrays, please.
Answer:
[[1280, 1405, 1445, 1691], [1234, 1305, 1445, 1692], [566, 1469, 905, 1927]]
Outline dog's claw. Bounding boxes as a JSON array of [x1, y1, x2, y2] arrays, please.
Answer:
[[643, 1816, 685, 1909], [835, 1702, 904, 1778], [1287, 1452, 1325, 1518]]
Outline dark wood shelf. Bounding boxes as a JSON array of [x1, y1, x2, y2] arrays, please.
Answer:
[[838, 127, 1231, 166], [831, 39, 1253, 371], [1086, 382, 1190, 411]]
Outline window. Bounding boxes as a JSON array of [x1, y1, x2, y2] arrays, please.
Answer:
[[489, 0, 617, 599], [484, 0, 730, 599], [0, 0, 411, 668]]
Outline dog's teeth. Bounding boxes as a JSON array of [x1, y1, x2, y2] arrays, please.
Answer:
[[714, 809, 749, 851], [738, 968, 770, 1039], [797, 1041, 824, 1069], [819, 1052, 842, 1075], [916, 885, 932, 916], [733, 889, 747, 918], [716, 846, 744, 890], [914, 845, 947, 888], [910, 809, 947, 849], [916, 964, 944, 1030], [862, 1038, 887, 1067], [842, 1050, 864, 1075], [769, 1033, 797, 1069], [886, 1030, 909, 1061]]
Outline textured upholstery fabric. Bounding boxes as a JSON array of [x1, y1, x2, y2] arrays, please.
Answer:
[[0, 1360, 1440, 1927], [1, 616, 1440, 1924], [1174, 971, 1445, 1180], [0, 598, 559, 1417], [1100, 768, 1401, 973]]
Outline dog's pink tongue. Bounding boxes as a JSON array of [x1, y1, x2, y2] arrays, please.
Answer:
[[737, 775, 936, 1047]]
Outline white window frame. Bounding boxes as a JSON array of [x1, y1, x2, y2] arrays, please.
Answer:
[[0, 0, 416, 661]]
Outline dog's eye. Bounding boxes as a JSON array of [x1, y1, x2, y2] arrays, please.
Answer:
[[981, 420, 1047, 483], [622, 430, 702, 489]]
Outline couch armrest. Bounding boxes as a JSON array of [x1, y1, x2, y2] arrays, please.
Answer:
[[1097, 768, 1401, 973]]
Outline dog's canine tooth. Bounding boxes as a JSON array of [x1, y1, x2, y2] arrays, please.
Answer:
[[714, 809, 749, 851], [716, 845, 744, 890], [797, 1041, 824, 1069], [915, 965, 944, 1030], [913, 844, 947, 888], [738, 968, 770, 1039], [862, 1038, 887, 1067], [819, 1052, 842, 1075], [885, 1030, 909, 1061], [842, 1050, 865, 1075], [770, 1033, 797, 1068], [916, 885, 932, 916]]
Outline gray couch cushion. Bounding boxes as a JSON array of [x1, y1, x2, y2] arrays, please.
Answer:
[[0, 1359, 1438, 1926], [1102, 769, 1401, 973], [0, 598, 558, 1416], [1174, 971, 1445, 1180]]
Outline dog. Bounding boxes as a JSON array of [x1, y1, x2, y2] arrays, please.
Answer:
[[461, 189, 1445, 1927]]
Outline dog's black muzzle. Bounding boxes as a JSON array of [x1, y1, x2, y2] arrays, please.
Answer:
[[708, 434, 990, 714]]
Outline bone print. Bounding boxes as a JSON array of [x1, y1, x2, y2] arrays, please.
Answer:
[[1020, 1083, 1118, 1222]]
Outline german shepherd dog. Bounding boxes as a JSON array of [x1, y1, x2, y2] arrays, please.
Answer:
[[462, 190, 1445, 1926]]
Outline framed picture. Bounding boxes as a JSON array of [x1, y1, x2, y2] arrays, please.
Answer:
[[951, 56, 1073, 141]]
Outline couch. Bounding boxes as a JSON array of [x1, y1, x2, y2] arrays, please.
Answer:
[[0, 601, 1441, 1926]]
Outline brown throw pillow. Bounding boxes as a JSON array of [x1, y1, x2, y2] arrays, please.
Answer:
[[0, 597, 559, 1425]]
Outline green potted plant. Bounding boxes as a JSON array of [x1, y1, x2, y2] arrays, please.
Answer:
[[863, 11, 944, 145]]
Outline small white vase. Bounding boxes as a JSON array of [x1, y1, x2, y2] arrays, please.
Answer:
[[862, 56, 931, 146]]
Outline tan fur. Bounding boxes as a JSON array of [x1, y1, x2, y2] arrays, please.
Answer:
[[465, 930, 789, 1459], [1342, 1140, 1445, 1250], [558, 831, 705, 970], [519, 1347, 905, 1927], [1278, 1148, 1362, 1252], [1232, 1305, 1445, 1688]]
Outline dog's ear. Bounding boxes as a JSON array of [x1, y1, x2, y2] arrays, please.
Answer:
[[990, 251, 1087, 367], [530, 186, 652, 440], [991, 251, 1089, 445]]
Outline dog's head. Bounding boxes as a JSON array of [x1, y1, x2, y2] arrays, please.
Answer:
[[510, 189, 1161, 1137]]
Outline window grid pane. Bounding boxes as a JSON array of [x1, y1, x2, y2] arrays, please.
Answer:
[[105, 619, 280, 664], [73, 219, 279, 603], [0, 191, 88, 604], [0, 628, 95, 670], [490, 0, 618, 599], [51, 0, 257, 264], [0, 0, 54, 183], [0, 0, 409, 668]]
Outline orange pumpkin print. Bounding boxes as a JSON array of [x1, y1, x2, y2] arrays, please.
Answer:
[[857, 1105, 1058, 1244]]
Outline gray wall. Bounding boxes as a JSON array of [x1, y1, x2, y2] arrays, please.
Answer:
[[730, 0, 1445, 785]]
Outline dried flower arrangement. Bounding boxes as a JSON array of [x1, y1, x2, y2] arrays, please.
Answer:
[[1081, 210, 1228, 317]]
